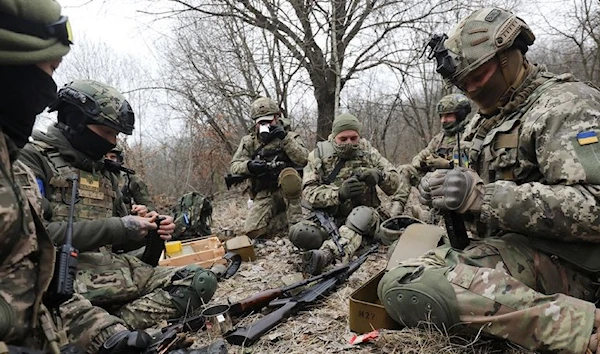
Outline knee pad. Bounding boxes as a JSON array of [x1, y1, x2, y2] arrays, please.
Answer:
[[169, 265, 218, 315], [0, 296, 14, 338], [278, 167, 302, 199], [289, 221, 326, 250], [378, 266, 459, 329], [345, 206, 379, 236]]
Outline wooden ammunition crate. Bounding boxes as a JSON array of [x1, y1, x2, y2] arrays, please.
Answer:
[[159, 236, 226, 268]]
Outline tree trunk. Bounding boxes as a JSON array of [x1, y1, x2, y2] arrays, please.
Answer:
[[315, 87, 337, 141]]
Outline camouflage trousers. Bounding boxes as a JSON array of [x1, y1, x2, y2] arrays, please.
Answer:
[[381, 233, 597, 354], [244, 188, 302, 238], [59, 250, 185, 353]]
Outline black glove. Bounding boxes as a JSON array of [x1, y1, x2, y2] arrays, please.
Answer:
[[338, 177, 364, 201], [358, 168, 381, 186], [247, 160, 268, 175], [269, 124, 287, 140], [98, 330, 151, 354]]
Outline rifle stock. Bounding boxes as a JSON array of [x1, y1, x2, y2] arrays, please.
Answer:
[[225, 245, 378, 346]]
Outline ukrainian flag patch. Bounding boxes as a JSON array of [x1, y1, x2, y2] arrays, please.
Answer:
[[577, 131, 598, 145]]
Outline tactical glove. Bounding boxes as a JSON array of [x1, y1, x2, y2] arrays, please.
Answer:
[[358, 168, 381, 186], [98, 330, 151, 354], [269, 124, 287, 141], [247, 160, 268, 175], [424, 155, 452, 170], [338, 177, 364, 201], [419, 168, 484, 214]]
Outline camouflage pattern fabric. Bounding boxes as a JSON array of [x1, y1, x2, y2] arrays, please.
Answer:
[[301, 137, 400, 259], [0, 131, 55, 347], [118, 172, 154, 211], [380, 67, 600, 353], [230, 130, 308, 238], [19, 126, 212, 353], [172, 192, 212, 240]]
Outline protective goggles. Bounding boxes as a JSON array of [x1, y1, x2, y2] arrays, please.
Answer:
[[0, 13, 73, 45]]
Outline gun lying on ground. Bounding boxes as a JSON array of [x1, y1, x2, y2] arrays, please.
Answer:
[[143, 313, 206, 354], [311, 208, 345, 258], [225, 244, 379, 346], [140, 217, 166, 266]]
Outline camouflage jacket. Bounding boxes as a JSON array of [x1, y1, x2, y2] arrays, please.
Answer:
[[303, 137, 400, 218], [230, 130, 308, 192], [411, 132, 468, 170], [19, 126, 132, 253], [118, 172, 154, 211], [0, 131, 55, 344], [464, 67, 600, 242]]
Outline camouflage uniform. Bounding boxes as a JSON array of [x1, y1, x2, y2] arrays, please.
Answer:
[[0, 0, 72, 352], [379, 8, 600, 354], [298, 137, 400, 261], [230, 127, 308, 238], [19, 82, 216, 353], [118, 172, 154, 211]]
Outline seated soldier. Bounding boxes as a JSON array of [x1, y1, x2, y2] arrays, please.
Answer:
[[19, 80, 217, 354], [289, 113, 402, 275], [230, 97, 309, 238]]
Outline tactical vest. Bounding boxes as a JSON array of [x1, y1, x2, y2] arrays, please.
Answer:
[[251, 138, 295, 193], [434, 134, 469, 168], [466, 72, 573, 184], [29, 141, 116, 221], [315, 140, 381, 214]]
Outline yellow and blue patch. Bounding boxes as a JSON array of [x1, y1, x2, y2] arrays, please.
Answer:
[[577, 131, 598, 145]]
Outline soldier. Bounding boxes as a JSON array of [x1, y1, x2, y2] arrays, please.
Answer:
[[105, 146, 155, 212], [19, 80, 217, 353], [378, 7, 600, 354], [395, 93, 472, 220], [290, 113, 401, 275], [0, 0, 72, 352], [230, 96, 309, 239]]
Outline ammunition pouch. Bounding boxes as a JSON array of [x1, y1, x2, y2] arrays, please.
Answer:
[[169, 265, 218, 315], [0, 297, 14, 339]]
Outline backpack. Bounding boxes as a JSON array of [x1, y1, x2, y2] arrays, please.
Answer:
[[172, 192, 213, 240]]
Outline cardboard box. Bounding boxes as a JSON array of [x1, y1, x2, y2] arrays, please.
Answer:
[[225, 235, 256, 261], [349, 224, 443, 333], [159, 236, 226, 268], [349, 270, 401, 333]]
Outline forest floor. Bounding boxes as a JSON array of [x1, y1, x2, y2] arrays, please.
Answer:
[[165, 190, 534, 354]]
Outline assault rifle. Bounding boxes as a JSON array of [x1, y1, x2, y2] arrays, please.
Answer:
[[225, 244, 379, 346], [224, 160, 290, 190], [140, 217, 166, 266], [311, 209, 345, 258], [45, 175, 79, 308], [143, 313, 206, 354], [103, 158, 136, 175]]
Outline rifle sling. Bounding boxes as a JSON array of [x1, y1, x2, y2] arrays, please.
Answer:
[[324, 158, 346, 184]]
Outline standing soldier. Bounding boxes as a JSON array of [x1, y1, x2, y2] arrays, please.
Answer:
[[19, 80, 217, 353], [395, 93, 472, 220], [230, 97, 309, 239], [290, 113, 401, 275], [105, 146, 155, 212], [379, 7, 600, 354], [0, 0, 73, 352]]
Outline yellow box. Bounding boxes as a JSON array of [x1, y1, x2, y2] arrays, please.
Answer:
[[165, 241, 183, 256], [225, 235, 256, 261]]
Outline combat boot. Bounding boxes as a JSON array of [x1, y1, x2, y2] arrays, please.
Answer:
[[302, 248, 334, 275]]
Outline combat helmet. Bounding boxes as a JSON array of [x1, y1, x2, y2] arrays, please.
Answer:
[[250, 97, 280, 120], [436, 93, 472, 134], [109, 145, 124, 163], [49, 79, 135, 135], [429, 7, 535, 87]]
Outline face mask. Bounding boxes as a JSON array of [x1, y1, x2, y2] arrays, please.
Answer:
[[69, 126, 116, 161], [442, 121, 461, 135], [333, 141, 360, 159], [0, 65, 57, 147]]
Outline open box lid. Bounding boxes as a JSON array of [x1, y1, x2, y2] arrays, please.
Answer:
[[386, 224, 444, 271]]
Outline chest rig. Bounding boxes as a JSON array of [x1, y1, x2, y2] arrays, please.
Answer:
[[465, 72, 573, 183], [30, 141, 116, 221], [249, 137, 293, 194], [315, 140, 380, 212], [434, 134, 469, 168]]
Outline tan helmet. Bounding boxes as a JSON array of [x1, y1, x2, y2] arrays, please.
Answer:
[[0, 0, 72, 65], [431, 8, 534, 86], [250, 97, 280, 120]]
